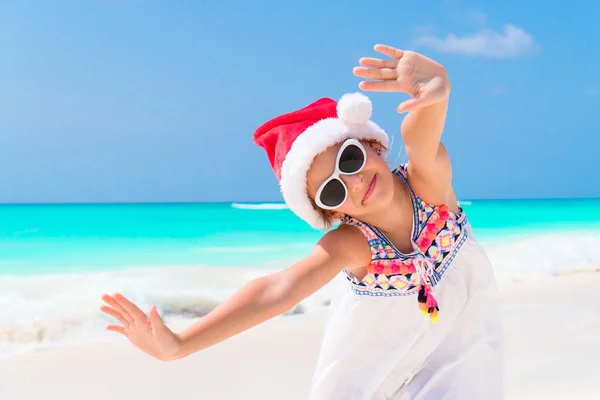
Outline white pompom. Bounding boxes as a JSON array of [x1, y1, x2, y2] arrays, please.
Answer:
[[336, 92, 372, 125]]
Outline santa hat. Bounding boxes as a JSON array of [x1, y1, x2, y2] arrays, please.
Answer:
[[253, 93, 389, 230]]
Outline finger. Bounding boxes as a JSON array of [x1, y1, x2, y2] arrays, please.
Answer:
[[100, 305, 129, 326], [114, 293, 148, 321], [353, 66, 397, 80], [107, 325, 127, 335], [102, 294, 133, 322], [397, 96, 432, 113], [149, 305, 166, 333], [358, 80, 400, 92], [374, 44, 404, 60], [359, 57, 396, 69]]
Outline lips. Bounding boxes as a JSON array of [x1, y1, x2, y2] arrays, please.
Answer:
[[363, 174, 377, 203]]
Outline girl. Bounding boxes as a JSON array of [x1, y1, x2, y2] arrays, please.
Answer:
[[101, 44, 503, 399]]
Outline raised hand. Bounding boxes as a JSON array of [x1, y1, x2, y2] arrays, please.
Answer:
[[100, 293, 183, 361], [353, 44, 450, 114]]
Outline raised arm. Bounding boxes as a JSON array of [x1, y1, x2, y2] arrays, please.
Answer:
[[354, 45, 454, 204], [100, 225, 370, 361]]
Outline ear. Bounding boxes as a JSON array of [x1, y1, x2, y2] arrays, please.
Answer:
[[329, 210, 345, 220]]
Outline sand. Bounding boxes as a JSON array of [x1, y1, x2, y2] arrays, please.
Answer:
[[1, 272, 599, 400]]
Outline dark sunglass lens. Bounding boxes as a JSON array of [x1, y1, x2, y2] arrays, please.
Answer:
[[339, 144, 365, 173], [320, 179, 346, 207]]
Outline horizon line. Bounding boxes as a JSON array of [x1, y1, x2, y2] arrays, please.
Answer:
[[1, 196, 599, 206]]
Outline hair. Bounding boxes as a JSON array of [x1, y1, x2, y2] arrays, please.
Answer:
[[309, 138, 388, 230]]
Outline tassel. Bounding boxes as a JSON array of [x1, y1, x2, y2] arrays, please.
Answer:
[[430, 308, 439, 323], [425, 289, 440, 323], [417, 284, 428, 315], [415, 260, 440, 322]]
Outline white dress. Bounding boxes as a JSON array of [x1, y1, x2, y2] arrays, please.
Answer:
[[309, 165, 504, 400]]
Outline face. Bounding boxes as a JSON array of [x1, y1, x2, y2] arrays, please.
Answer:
[[306, 139, 395, 221]]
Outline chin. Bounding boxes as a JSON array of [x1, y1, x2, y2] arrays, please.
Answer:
[[374, 192, 393, 209]]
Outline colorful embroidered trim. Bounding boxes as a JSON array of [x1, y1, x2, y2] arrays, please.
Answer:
[[341, 164, 469, 322]]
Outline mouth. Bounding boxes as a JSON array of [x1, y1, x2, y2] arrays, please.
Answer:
[[362, 173, 377, 204]]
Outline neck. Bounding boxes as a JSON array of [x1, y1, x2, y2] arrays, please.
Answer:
[[359, 175, 413, 235]]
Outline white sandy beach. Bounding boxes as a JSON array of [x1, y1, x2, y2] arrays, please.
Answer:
[[1, 272, 599, 400]]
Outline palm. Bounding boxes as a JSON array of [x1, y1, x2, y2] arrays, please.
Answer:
[[353, 45, 450, 113], [101, 293, 182, 361]]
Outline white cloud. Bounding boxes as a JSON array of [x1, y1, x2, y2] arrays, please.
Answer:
[[412, 24, 537, 59]]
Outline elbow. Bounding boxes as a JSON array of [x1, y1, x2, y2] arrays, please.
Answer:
[[250, 275, 298, 316]]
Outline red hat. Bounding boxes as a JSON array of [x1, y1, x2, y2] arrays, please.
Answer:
[[253, 92, 389, 229]]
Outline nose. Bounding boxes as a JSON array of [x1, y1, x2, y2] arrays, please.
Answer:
[[340, 173, 364, 193]]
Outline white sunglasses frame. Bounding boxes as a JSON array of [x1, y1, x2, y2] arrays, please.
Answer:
[[314, 138, 367, 210]]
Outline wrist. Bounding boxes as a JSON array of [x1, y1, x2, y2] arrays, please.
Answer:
[[172, 331, 192, 360], [441, 70, 451, 96], [435, 70, 451, 98]]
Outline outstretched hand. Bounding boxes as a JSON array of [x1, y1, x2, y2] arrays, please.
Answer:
[[353, 44, 450, 113], [101, 293, 183, 361]]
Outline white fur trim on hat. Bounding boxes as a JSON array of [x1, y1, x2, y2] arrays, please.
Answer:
[[279, 93, 389, 230]]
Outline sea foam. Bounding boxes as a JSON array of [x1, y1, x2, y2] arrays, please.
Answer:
[[1, 229, 599, 357]]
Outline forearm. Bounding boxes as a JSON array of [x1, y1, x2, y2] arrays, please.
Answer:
[[401, 94, 449, 165], [175, 275, 291, 358], [172, 229, 364, 360]]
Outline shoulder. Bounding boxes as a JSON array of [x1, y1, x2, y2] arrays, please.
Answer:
[[316, 224, 372, 268]]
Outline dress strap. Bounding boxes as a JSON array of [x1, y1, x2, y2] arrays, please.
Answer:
[[393, 164, 417, 199], [392, 164, 420, 242]]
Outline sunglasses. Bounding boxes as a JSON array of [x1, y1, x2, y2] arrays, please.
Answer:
[[315, 138, 367, 210]]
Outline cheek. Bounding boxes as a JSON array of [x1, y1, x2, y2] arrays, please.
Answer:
[[379, 173, 395, 195], [362, 154, 389, 182], [369, 151, 388, 167]]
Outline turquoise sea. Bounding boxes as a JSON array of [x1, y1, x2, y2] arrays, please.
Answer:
[[1, 199, 599, 356], [1, 199, 599, 275]]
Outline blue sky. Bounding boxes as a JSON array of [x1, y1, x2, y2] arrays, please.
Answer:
[[1, 0, 599, 203]]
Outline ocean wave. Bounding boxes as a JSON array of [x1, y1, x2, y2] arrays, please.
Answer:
[[481, 230, 600, 281], [0, 264, 336, 357], [2, 230, 600, 357], [231, 203, 288, 210]]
